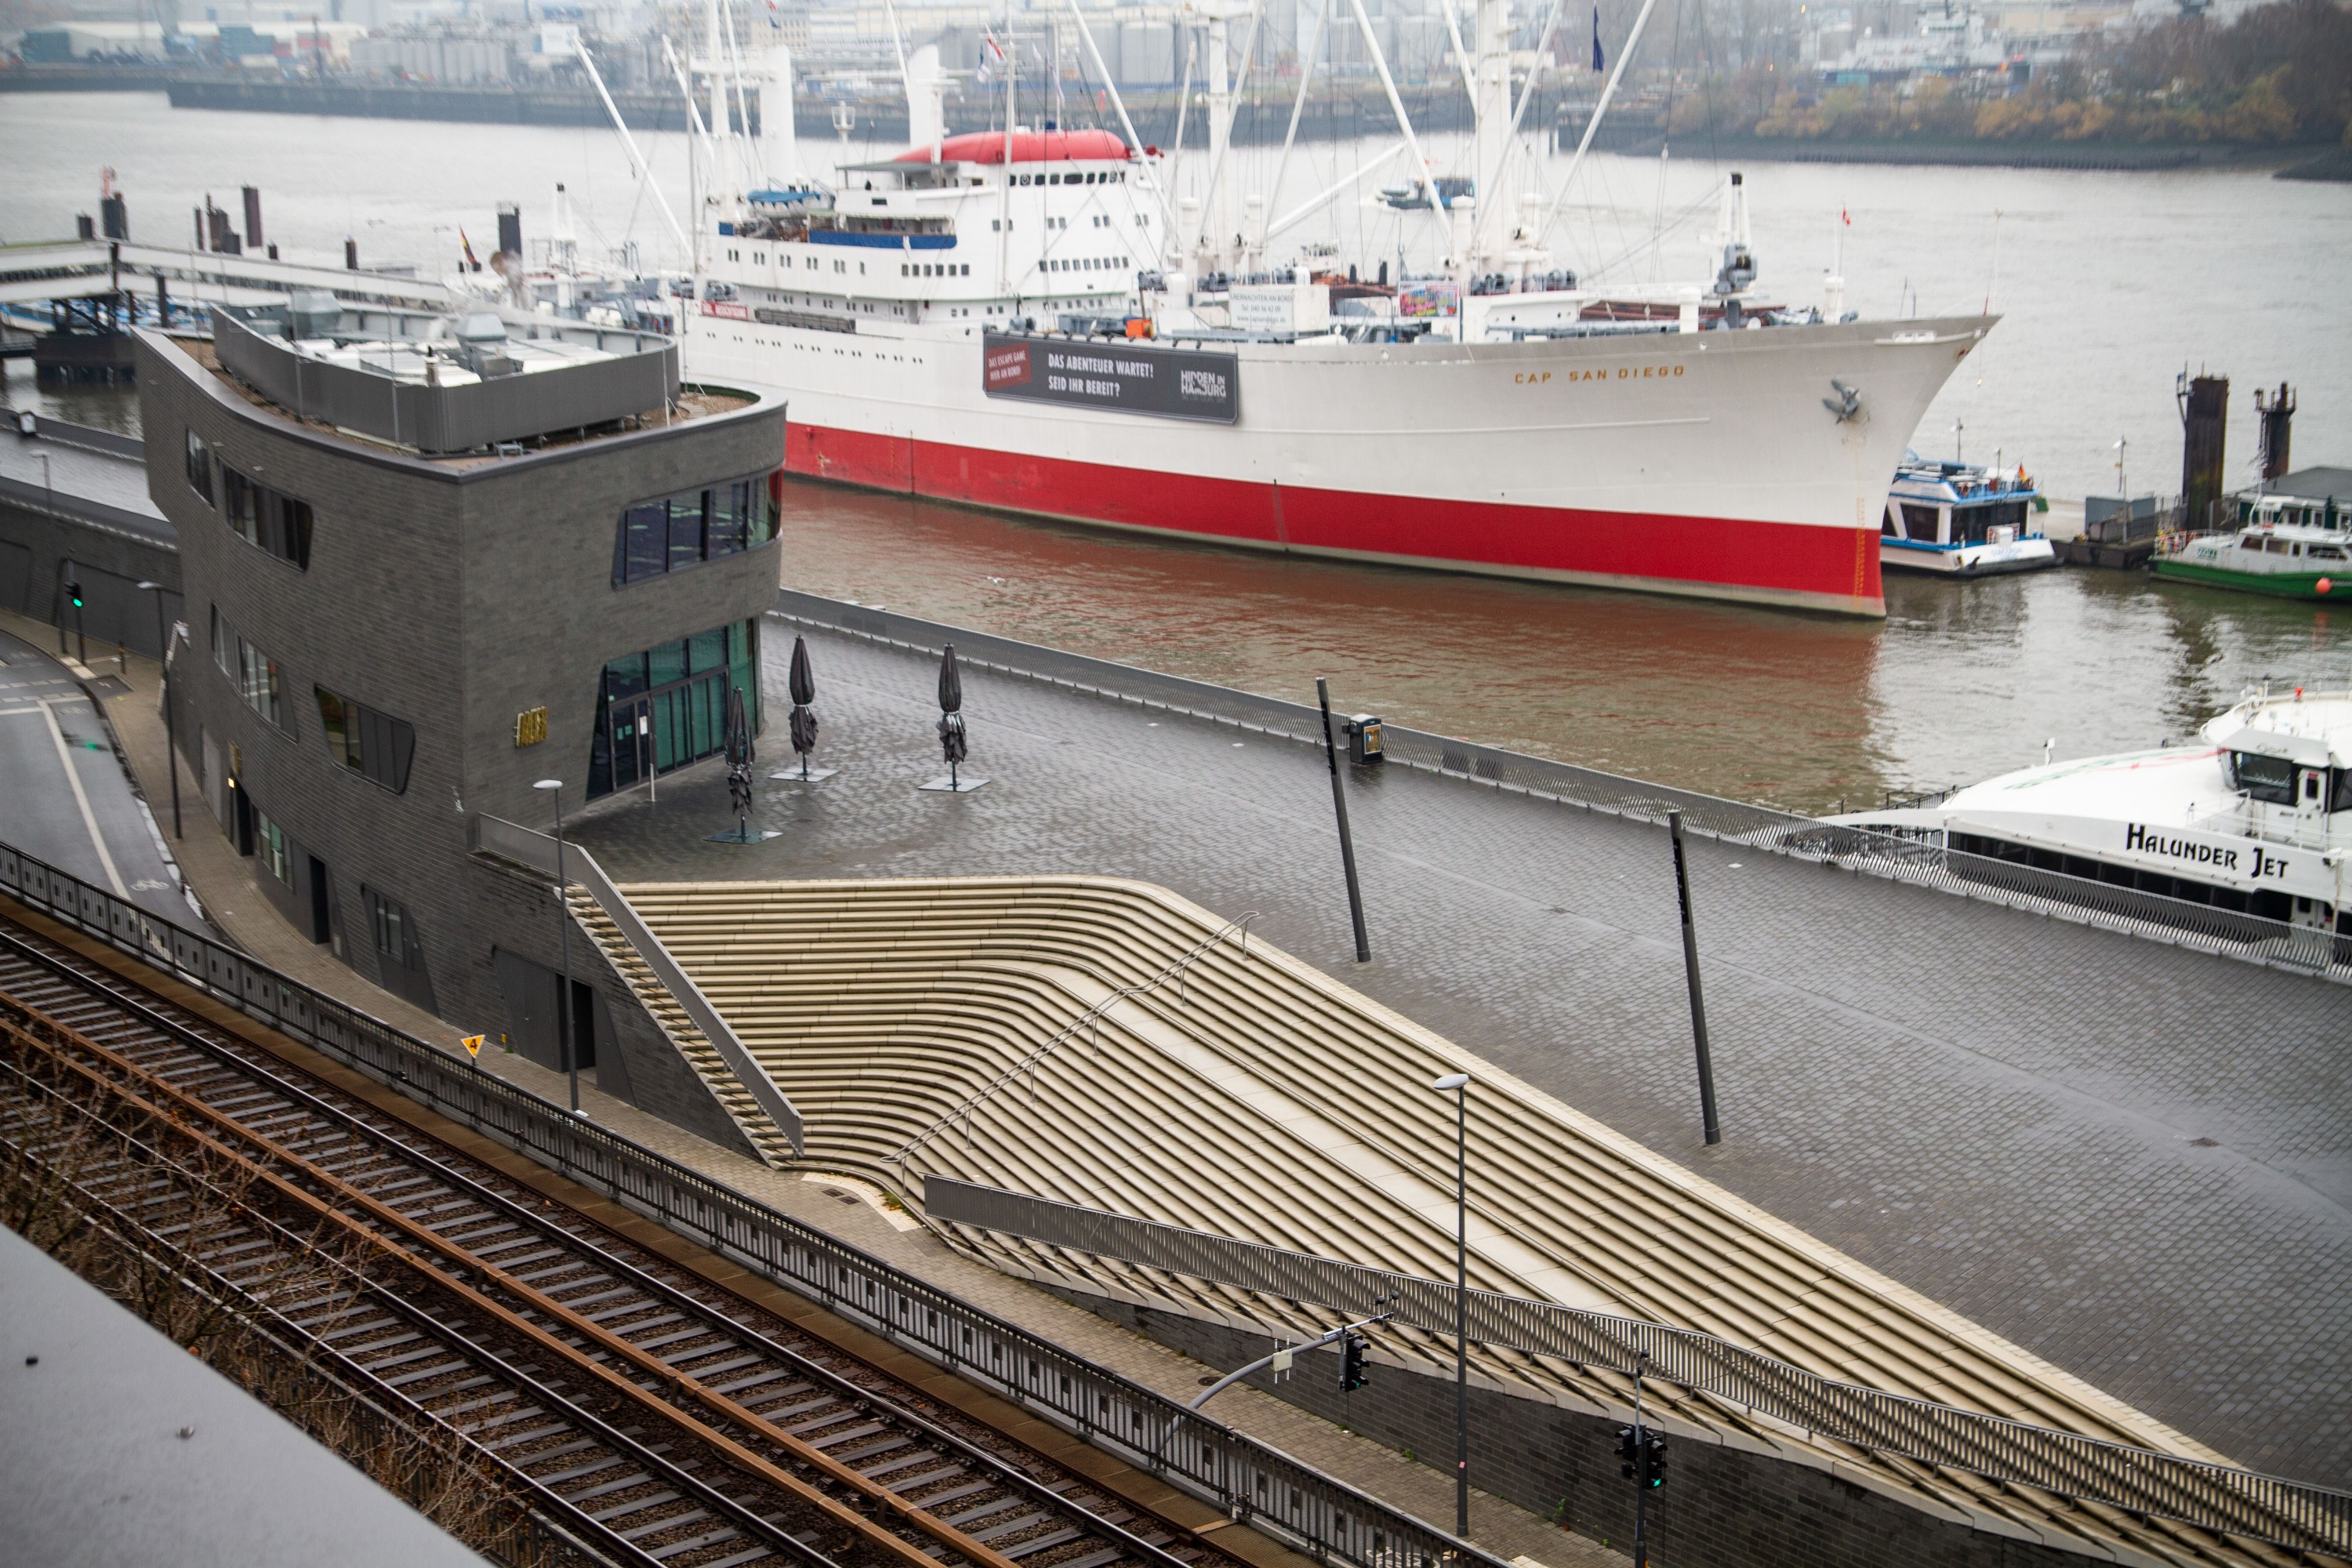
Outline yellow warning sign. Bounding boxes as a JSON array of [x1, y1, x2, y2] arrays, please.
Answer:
[[462, 1034, 485, 1059]]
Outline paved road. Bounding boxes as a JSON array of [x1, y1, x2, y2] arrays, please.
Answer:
[[569, 616, 2352, 1485], [0, 628, 186, 922]]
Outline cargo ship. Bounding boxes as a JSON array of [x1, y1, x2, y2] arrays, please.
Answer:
[[641, 0, 1989, 616]]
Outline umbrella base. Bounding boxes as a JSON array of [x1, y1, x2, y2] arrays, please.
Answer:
[[706, 824, 783, 844], [919, 775, 989, 793], [769, 767, 839, 782]]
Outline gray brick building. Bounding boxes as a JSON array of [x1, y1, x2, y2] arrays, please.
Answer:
[[138, 309, 784, 1077]]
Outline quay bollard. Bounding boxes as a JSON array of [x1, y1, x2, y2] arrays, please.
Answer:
[[1668, 810, 1722, 1145], [1316, 677, 1371, 964]]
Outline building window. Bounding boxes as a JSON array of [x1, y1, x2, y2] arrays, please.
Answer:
[[315, 687, 416, 793], [612, 470, 781, 586], [254, 808, 292, 887], [368, 888, 414, 966], [220, 465, 314, 568], [212, 608, 287, 730], [185, 430, 214, 506], [588, 618, 759, 799]]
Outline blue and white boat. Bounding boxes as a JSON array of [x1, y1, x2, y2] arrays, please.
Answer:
[[1878, 454, 2056, 578]]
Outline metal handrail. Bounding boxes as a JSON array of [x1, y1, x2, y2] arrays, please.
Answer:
[[0, 837, 1493, 1568], [924, 1178, 2352, 1559], [771, 592, 2347, 983], [471, 814, 805, 1159]]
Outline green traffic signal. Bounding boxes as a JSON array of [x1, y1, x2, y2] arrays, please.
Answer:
[[67, 581, 84, 609]]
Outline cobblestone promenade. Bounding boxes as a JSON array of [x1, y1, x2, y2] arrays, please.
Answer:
[[568, 615, 2352, 1486]]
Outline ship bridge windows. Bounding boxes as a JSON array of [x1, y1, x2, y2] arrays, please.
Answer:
[[2225, 750, 2300, 806], [1899, 503, 1943, 543], [1952, 499, 2029, 546]]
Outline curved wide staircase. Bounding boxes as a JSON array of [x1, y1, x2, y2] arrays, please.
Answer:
[[597, 873, 2316, 1568]]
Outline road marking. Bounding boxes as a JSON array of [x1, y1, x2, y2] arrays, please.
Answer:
[[38, 697, 129, 897]]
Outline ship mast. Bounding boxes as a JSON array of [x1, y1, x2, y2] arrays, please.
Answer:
[[1192, 0, 1250, 277], [1469, 0, 1512, 262]]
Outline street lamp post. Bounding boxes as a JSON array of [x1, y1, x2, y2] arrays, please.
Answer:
[[1431, 1070, 1470, 1537], [533, 779, 579, 1113], [137, 582, 180, 838]]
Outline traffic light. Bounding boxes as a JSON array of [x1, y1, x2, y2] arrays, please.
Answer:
[[67, 579, 84, 611], [1615, 1425, 1639, 1479], [1641, 1432, 1669, 1490], [1339, 1330, 1369, 1392]]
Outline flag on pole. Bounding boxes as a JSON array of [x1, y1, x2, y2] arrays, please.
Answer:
[[1841, 205, 1852, 226], [978, 29, 1004, 81], [1592, 5, 1605, 71], [459, 229, 479, 269]]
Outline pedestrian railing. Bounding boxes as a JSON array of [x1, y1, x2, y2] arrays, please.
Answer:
[[772, 591, 2347, 983], [0, 837, 1494, 1568], [470, 814, 805, 1159], [925, 1178, 2352, 1560]]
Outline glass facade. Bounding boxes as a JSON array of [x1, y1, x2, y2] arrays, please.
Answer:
[[612, 472, 780, 586], [587, 619, 760, 799]]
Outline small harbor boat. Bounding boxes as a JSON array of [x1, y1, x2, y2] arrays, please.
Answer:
[[2152, 482, 2348, 601], [1824, 687, 2348, 951], [1877, 453, 2055, 578]]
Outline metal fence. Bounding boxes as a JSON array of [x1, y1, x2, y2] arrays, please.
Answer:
[[924, 1178, 2352, 1559], [210, 307, 677, 456], [770, 592, 2348, 983], [0, 838, 1496, 1568], [470, 814, 805, 1159]]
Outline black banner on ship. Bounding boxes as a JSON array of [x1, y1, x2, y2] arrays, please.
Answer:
[[981, 334, 1240, 425]]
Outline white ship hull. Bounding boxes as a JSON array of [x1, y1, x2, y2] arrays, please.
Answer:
[[687, 310, 1990, 617], [1880, 535, 2058, 577]]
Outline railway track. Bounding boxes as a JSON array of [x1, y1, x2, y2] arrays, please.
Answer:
[[0, 915, 1255, 1568]]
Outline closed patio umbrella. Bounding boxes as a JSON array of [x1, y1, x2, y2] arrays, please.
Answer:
[[710, 682, 779, 841], [924, 643, 982, 793], [788, 635, 820, 780]]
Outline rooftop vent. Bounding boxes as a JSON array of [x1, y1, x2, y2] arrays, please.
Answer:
[[453, 311, 509, 346], [285, 289, 343, 340]]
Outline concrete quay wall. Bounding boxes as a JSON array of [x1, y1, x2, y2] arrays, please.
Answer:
[[1062, 1291, 2113, 1568], [0, 423, 181, 661]]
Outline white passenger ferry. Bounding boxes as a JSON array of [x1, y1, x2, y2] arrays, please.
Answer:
[[1828, 688, 2348, 944], [1877, 454, 2054, 578]]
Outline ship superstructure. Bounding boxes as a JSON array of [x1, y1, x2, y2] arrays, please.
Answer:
[[656, 0, 1989, 616]]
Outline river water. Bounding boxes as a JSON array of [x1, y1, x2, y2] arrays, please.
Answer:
[[2, 92, 2347, 808]]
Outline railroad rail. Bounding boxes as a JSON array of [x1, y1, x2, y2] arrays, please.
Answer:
[[0, 840, 1490, 1568], [0, 918, 1255, 1568]]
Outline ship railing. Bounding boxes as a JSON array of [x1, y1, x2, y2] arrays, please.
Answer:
[[2187, 801, 2340, 854], [769, 590, 2350, 983]]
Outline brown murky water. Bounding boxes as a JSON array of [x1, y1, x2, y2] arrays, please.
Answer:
[[779, 479, 2350, 815]]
